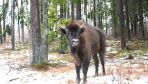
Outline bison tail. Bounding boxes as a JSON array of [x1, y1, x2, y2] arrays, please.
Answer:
[[99, 31, 106, 53]]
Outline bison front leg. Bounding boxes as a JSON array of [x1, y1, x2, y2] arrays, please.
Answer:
[[75, 64, 81, 84], [82, 59, 90, 83]]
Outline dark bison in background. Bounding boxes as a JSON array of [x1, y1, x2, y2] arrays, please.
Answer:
[[60, 20, 106, 84]]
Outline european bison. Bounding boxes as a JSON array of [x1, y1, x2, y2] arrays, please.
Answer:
[[60, 20, 106, 83]]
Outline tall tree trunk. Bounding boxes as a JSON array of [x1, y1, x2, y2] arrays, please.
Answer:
[[60, 4, 64, 18], [97, 0, 103, 29], [119, 0, 126, 49], [97, 0, 100, 27], [11, 0, 15, 50], [63, 4, 66, 18], [93, 0, 96, 26], [89, 1, 93, 20], [59, 3, 64, 53], [111, 0, 118, 38], [133, 0, 137, 37], [31, 0, 49, 64], [30, 0, 42, 64], [84, 0, 87, 22], [130, 22, 134, 37], [67, 0, 70, 19], [18, 8, 20, 42], [39, 0, 43, 23], [3, 0, 5, 42], [138, 0, 145, 39], [21, 20, 24, 42], [124, 0, 131, 40], [105, 14, 108, 34], [76, 0, 81, 20], [71, 0, 74, 20], [21, 0, 24, 42], [41, 0, 49, 63], [133, 13, 138, 36], [0, 19, 2, 43]]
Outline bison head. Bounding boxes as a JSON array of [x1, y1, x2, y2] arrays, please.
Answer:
[[60, 20, 85, 53]]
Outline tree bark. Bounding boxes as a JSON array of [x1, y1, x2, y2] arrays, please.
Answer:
[[67, 0, 70, 19], [0, 18, 2, 43], [71, 0, 74, 20], [41, 0, 49, 63], [133, 0, 138, 37], [124, 0, 131, 40], [119, 0, 126, 49], [93, 0, 96, 26], [138, 0, 144, 39], [30, 0, 42, 64], [20, 0, 24, 42], [84, 0, 87, 22], [18, 7, 20, 42], [97, 0, 103, 29], [30, 0, 49, 64], [21, 20, 24, 42], [11, 0, 15, 50], [3, 0, 5, 42], [60, 4, 64, 18], [76, 0, 81, 20]]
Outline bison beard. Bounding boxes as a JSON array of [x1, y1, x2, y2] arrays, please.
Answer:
[[70, 47, 81, 66], [60, 20, 106, 84], [72, 53, 81, 66]]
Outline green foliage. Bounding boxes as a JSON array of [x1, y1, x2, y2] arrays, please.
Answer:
[[87, 10, 93, 20], [61, 34, 68, 50], [144, 0, 148, 16], [48, 31, 58, 44], [117, 49, 129, 57], [51, 0, 67, 5], [3, 24, 11, 36], [48, 4, 71, 51], [48, 18, 70, 50], [74, 0, 81, 3]]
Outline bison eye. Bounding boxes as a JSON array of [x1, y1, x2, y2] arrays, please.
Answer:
[[80, 28, 85, 33]]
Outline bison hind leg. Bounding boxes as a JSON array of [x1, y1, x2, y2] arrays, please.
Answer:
[[99, 51, 106, 75], [92, 53, 99, 76]]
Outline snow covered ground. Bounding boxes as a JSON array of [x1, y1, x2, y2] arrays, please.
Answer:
[[0, 43, 148, 84]]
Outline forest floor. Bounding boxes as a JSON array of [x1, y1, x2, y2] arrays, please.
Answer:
[[0, 39, 148, 84]]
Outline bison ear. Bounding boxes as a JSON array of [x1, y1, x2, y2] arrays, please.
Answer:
[[60, 28, 66, 34], [80, 28, 85, 33]]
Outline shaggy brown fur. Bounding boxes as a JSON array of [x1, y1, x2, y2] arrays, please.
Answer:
[[60, 20, 106, 84]]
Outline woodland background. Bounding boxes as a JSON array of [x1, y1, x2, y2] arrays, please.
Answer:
[[0, 0, 148, 83]]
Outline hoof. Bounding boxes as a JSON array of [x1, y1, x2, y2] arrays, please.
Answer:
[[103, 72, 106, 76], [94, 73, 99, 77], [83, 80, 87, 84], [93, 75, 98, 77], [76, 79, 80, 84]]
